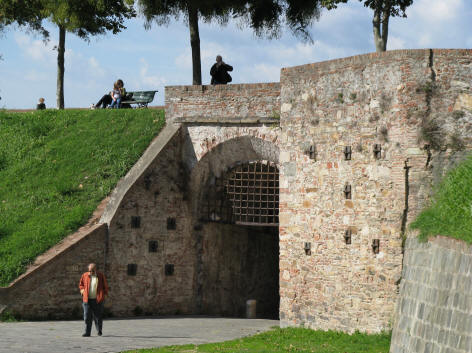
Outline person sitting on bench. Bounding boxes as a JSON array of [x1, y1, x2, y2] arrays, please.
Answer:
[[92, 79, 128, 109]]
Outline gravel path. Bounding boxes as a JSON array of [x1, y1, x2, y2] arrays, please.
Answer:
[[0, 316, 278, 353]]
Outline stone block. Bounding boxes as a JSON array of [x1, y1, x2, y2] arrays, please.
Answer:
[[453, 93, 472, 111]]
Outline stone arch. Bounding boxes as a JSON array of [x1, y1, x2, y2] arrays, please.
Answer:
[[188, 135, 279, 218]]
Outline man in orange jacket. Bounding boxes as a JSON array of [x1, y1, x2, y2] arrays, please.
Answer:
[[79, 263, 109, 337]]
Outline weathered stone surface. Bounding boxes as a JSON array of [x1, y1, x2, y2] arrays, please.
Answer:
[[391, 236, 472, 353], [278, 49, 472, 333]]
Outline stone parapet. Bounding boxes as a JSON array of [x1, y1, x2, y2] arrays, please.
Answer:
[[165, 83, 280, 122]]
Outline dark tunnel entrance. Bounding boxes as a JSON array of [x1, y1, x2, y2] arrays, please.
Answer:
[[198, 161, 279, 319]]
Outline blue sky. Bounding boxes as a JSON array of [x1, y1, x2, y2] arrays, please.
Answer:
[[1, 0, 471, 109]]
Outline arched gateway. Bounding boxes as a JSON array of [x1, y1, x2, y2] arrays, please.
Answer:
[[188, 134, 280, 318]]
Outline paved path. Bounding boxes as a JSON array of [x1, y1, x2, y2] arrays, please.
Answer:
[[0, 316, 278, 353]]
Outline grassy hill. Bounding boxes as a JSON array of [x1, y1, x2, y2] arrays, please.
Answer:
[[411, 153, 472, 243], [0, 109, 165, 286]]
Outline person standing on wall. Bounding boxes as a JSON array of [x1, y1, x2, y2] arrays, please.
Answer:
[[210, 55, 233, 85], [79, 263, 109, 337]]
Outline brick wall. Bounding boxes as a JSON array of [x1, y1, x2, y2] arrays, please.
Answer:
[[391, 236, 472, 353], [165, 83, 280, 122]]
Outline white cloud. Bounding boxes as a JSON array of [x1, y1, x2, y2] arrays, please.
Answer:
[[316, 2, 367, 31], [388, 36, 407, 50], [24, 70, 50, 82], [175, 49, 192, 69], [14, 33, 56, 63], [409, 0, 464, 22], [87, 57, 105, 77], [240, 63, 280, 83], [138, 58, 167, 89]]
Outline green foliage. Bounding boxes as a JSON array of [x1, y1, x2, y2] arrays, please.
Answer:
[[0, 0, 47, 36], [337, 92, 344, 104], [234, 0, 322, 42], [42, 0, 135, 39], [411, 154, 472, 243], [139, 0, 322, 41], [0, 309, 19, 322], [123, 327, 391, 352], [0, 109, 165, 286]]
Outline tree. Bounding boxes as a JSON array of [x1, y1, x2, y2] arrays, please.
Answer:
[[0, 0, 49, 62], [321, 0, 413, 52], [0, 0, 47, 35], [138, 0, 231, 85], [235, 0, 321, 43], [40, 0, 135, 109], [138, 0, 322, 85]]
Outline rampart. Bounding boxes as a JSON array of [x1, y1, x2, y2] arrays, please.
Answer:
[[1, 50, 471, 335]]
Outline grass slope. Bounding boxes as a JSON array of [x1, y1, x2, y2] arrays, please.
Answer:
[[123, 327, 391, 353], [0, 109, 165, 286], [411, 153, 472, 243]]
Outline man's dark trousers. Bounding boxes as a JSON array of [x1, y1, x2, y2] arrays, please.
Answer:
[[83, 299, 103, 335]]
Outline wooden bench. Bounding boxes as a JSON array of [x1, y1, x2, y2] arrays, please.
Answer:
[[121, 90, 158, 108]]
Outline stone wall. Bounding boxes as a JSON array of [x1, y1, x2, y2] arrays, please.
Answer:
[[278, 49, 472, 332], [391, 236, 472, 353], [105, 127, 196, 316], [0, 224, 107, 319]]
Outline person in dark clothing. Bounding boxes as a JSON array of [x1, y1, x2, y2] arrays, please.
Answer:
[[210, 55, 233, 85], [92, 79, 128, 109], [92, 93, 112, 109], [36, 98, 46, 110]]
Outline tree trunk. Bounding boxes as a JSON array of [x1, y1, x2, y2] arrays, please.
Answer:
[[372, 1, 390, 52], [372, 7, 384, 52], [56, 25, 65, 109], [188, 5, 201, 85], [380, 3, 390, 52]]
